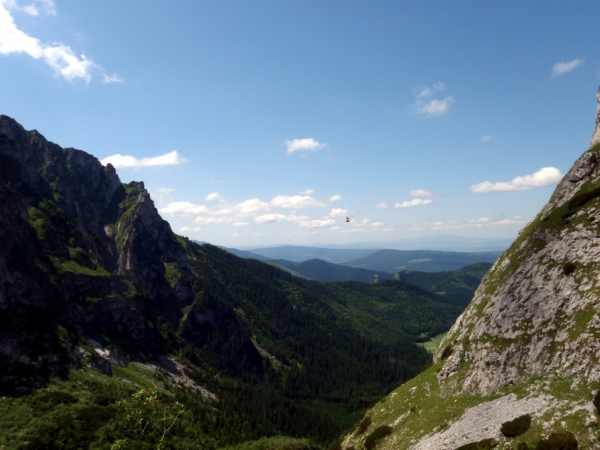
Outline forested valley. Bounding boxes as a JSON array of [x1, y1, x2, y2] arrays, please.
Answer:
[[0, 115, 488, 449]]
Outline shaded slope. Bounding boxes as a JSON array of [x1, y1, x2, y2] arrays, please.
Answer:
[[396, 262, 492, 306], [274, 258, 392, 283]]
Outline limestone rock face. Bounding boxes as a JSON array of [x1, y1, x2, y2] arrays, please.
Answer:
[[434, 100, 600, 395], [591, 87, 600, 147]]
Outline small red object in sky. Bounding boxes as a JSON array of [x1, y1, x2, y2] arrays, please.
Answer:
[[346, 216, 350, 223]]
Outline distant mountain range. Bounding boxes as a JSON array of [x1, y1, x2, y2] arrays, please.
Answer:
[[229, 245, 501, 273], [273, 258, 391, 283], [238, 235, 513, 252], [237, 245, 378, 264], [339, 248, 502, 273], [214, 244, 500, 284]]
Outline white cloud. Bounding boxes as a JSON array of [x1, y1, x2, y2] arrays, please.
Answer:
[[376, 200, 388, 209], [328, 194, 342, 202], [0, 1, 100, 82], [232, 233, 240, 237], [195, 216, 239, 224], [481, 135, 492, 143], [205, 192, 220, 201], [270, 195, 328, 209], [180, 226, 201, 232], [5, 0, 56, 16], [394, 198, 433, 208], [409, 189, 434, 197], [469, 167, 563, 193], [552, 58, 583, 77], [299, 219, 336, 229], [153, 187, 175, 207], [101, 150, 186, 168], [487, 219, 525, 226], [417, 82, 445, 98], [254, 213, 288, 224], [285, 138, 327, 154], [411, 83, 452, 117], [233, 198, 269, 215], [415, 97, 453, 117], [330, 226, 340, 231], [233, 222, 248, 226], [160, 201, 208, 217], [421, 216, 526, 231], [287, 214, 310, 222], [328, 208, 348, 218], [300, 189, 314, 195], [102, 72, 124, 84]]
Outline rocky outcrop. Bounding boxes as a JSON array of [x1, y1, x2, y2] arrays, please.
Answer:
[[0, 115, 194, 386], [436, 137, 600, 393], [591, 86, 600, 147], [434, 92, 600, 395]]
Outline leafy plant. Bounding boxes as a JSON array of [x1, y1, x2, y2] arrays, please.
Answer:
[[454, 438, 498, 449], [535, 432, 578, 450], [363, 425, 392, 450], [111, 388, 185, 449], [500, 414, 531, 438], [356, 417, 372, 435]]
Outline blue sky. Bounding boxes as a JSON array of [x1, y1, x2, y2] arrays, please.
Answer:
[[2, 0, 600, 247]]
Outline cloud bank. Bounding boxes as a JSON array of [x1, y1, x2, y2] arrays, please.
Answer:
[[469, 167, 562, 193], [101, 150, 186, 168]]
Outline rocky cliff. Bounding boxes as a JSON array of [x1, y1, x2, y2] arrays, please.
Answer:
[[340, 89, 600, 449], [0, 114, 196, 386]]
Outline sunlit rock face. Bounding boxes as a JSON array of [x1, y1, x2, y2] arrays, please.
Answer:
[[434, 89, 600, 395], [591, 87, 600, 147]]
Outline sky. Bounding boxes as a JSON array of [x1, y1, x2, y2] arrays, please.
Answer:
[[2, 0, 600, 248]]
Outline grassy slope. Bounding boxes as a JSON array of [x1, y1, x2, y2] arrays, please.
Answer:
[[340, 363, 599, 450]]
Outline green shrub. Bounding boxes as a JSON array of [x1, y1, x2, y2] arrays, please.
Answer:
[[500, 414, 531, 437], [536, 432, 578, 449], [327, 438, 342, 450], [455, 438, 498, 450], [363, 426, 392, 450], [440, 344, 453, 360], [593, 390, 600, 415], [562, 262, 577, 276], [356, 417, 372, 435]]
